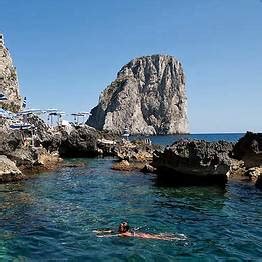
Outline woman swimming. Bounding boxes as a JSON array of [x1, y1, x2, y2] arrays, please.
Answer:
[[94, 222, 187, 241]]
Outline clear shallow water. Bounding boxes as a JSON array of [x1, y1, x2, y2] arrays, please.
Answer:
[[0, 134, 262, 260]]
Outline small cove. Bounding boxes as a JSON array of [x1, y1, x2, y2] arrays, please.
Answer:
[[0, 134, 261, 260]]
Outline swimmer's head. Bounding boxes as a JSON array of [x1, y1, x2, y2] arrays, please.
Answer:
[[118, 221, 129, 233]]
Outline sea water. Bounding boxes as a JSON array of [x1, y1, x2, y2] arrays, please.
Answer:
[[0, 133, 262, 261]]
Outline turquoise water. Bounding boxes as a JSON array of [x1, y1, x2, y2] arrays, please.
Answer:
[[0, 134, 262, 260]]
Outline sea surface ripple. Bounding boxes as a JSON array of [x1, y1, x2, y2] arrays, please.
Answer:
[[0, 133, 261, 260]]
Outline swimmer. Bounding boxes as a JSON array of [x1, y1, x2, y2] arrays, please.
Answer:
[[94, 222, 187, 241]]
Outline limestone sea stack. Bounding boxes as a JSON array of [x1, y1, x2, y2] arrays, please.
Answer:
[[87, 55, 189, 135], [0, 33, 22, 112]]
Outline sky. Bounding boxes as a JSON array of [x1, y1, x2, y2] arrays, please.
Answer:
[[0, 0, 261, 133]]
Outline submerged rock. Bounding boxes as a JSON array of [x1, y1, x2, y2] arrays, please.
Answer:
[[153, 140, 234, 185], [87, 54, 188, 135], [112, 160, 146, 172]]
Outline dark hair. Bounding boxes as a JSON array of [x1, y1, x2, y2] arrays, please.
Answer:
[[118, 222, 130, 233]]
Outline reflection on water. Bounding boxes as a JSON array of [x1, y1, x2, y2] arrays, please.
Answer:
[[0, 157, 261, 260]]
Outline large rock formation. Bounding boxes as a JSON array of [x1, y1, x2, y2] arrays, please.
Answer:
[[153, 140, 234, 185], [0, 33, 22, 112], [87, 55, 189, 135], [58, 125, 99, 157]]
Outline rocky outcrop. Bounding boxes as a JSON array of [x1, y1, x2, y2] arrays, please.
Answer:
[[1, 114, 117, 161], [87, 54, 188, 135], [111, 140, 163, 171], [0, 155, 25, 182], [245, 167, 262, 182], [232, 132, 262, 169], [0, 34, 22, 112], [112, 140, 160, 162], [0, 127, 24, 156], [228, 159, 245, 178], [59, 125, 99, 157], [141, 164, 157, 174], [0, 127, 62, 172], [153, 140, 234, 185], [230, 132, 262, 188], [112, 160, 132, 171]]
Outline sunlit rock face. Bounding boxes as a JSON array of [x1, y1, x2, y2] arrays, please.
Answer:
[[0, 34, 22, 112], [87, 54, 189, 135]]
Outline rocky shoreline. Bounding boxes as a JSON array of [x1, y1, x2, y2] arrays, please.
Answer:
[[0, 117, 261, 189], [110, 131, 262, 188]]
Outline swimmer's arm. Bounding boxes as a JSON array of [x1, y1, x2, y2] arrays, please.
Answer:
[[92, 229, 114, 233], [96, 234, 119, 238]]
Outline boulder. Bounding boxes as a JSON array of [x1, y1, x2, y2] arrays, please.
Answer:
[[228, 159, 246, 178], [112, 140, 162, 162], [59, 125, 99, 157], [111, 159, 146, 171], [245, 167, 261, 182], [153, 140, 234, 185], [112, 160, 131, 171], [232, 132, 262, 168], [0, 155, 25, 182], [87, 54, 189, 135], [141, 164, 157, 174]]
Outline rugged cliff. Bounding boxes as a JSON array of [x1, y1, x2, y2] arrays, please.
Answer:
[[0, 34, 22, 112], [87, 55, 189, 135]]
